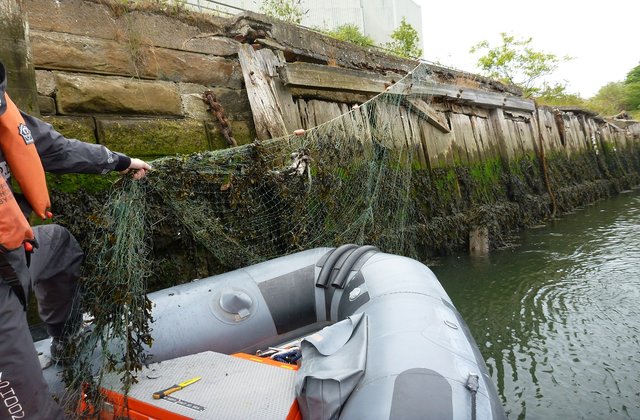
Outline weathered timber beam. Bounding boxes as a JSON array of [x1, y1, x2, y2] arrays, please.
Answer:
[[238, 44, 289, 140], [289, 87, 374, 104], [278, 61, 399, 94], [405, 97, 450, 133], [556, 106, 599, 117], [278, 62, 535, 112], [408, 85, 535, 112]]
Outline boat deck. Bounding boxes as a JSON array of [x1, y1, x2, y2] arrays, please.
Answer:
[[101, 351, 298, 419]]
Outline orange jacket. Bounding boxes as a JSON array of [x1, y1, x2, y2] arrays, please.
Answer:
[[0, 92, 50, 251]]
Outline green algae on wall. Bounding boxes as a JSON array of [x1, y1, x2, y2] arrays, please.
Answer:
[[47, 173, 118, 194], [96, 118, 257, 157], [39, 116, 114, 195], [97, 118, 210, 157], [41, 116, 97, 143], [462, 158, 507, 205], [205, 120, 256, 150]]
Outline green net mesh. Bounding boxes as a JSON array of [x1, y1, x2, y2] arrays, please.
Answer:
[[61, 63, 436, 416]]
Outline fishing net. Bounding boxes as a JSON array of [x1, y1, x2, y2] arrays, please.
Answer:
[[58, 62, 455, 416]]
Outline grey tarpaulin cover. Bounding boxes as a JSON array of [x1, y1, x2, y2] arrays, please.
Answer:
[[295, 313, 368, 420]]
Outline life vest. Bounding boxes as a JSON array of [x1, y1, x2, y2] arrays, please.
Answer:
[[0, 92, 50, 251]]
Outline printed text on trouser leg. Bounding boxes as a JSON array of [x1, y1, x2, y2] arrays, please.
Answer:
[[0, 372, 25, 419]]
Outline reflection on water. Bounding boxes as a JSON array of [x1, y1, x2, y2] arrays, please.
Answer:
[[432, 190, 640, 420]]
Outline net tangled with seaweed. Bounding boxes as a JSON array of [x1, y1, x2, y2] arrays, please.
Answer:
[[61, 64, 436, 416]]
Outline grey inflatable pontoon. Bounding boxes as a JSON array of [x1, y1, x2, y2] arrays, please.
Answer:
[[39, 245, 506, 419]]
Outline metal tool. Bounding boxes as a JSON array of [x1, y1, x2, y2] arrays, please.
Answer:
[[152, 376, 201, 399], [163, 395, 205, 412]]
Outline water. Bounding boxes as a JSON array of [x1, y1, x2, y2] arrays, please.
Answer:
[[432, 190, 640, 420]]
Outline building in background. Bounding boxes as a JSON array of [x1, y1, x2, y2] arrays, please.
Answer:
[[186, 0, 423, 55]]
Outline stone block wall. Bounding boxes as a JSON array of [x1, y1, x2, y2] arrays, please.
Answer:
[[23, 0, 255, 159], [0, 0, 38, 113]]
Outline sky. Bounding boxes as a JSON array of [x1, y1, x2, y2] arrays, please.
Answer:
[[416, 0, 639, 98]]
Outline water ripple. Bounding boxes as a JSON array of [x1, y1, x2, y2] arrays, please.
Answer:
[[434, 191, 640, 419]]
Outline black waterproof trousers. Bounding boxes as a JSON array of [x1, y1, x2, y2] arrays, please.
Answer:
[[0, 224, 83, 420]]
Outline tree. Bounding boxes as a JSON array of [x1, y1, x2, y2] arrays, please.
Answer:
[[536, 82, 586, 108], [326, 24, 375, 48], [626, 63, 640, 84], [470, 33, 571, 98], [385, 17, 422, 59], [260, 0, 306, 25], [624, 62, 640, 111], [586, 82, 629, 116]]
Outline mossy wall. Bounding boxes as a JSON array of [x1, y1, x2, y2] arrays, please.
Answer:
[[4, 0, 639, 285], [378, 97, 640, 260]]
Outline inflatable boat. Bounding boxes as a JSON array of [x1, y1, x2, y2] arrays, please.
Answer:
[[38, 245, 506, 419]]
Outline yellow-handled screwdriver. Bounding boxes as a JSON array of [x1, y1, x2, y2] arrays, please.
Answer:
[[153, 376, 201, 399]]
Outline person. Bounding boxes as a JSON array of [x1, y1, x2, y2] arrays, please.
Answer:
[[0, 61, 151, 419]]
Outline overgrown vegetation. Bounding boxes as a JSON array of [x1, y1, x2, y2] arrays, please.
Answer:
[[587, 82, 628, 115], [624, 63, 640, 116], [109, 0, 188, 17], [470, 33, 640, 119], [325, 24, 375, 48], [320, 17, 421, 59], [259, 2, 422, 57], [384, 17, 423, 59], [260, 0, 307, 24], [535, 83, 586, 107], [470, 32, 571, 98], [540, 64, 640, 120]]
